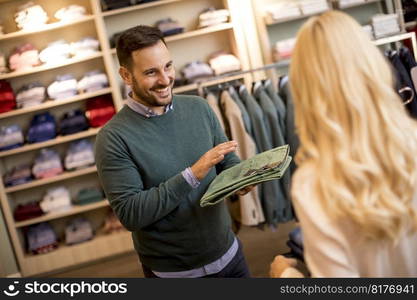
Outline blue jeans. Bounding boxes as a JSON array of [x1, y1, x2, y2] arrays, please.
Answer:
[[142, 239, 251, 278]]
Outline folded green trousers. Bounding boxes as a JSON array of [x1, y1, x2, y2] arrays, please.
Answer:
[[200, 145, 292, 207]]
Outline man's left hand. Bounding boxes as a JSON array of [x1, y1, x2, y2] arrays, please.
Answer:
[[235, 185, 255, 196]]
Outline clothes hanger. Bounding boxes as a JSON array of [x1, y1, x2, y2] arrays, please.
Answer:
[[399, 86, 414, 105]]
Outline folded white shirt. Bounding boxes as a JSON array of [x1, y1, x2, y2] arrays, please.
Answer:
[[55, 5, 87, 22]]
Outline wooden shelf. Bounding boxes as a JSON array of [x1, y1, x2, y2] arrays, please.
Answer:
[[265, 8, 329, 26], [110, 23, 234, 54], [0, 16, 95, 42], [15, 200, 109, 228], [21, 230, 133, 276], [172, 73, 245, 94], [0, 88, 112, 120], [166, 23, 234, 42], [5, 166, 98, 193], [101, 0, 186, 17], [0, 52, 103, 80], [338, 0, 381, 9], [0, 127, 102, 158], [373, 32, 414, 46]]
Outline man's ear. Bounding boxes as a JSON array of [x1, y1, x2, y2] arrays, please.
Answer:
[[119, 66, 133, 86]]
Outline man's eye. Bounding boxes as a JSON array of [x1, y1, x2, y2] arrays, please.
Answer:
[[146, 71, 156, 76]]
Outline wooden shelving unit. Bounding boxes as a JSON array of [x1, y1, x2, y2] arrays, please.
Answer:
[[0, 0, 253, 277], [0, 128, 102, 158], [0, 88, 112, 120], [0, 52, 103, 80], [101, 0, 187, 17], [5, 166, 98, 193], [21, 230, 133, 277], [15, 200, 109, 228], [0, 15, 95, 41]]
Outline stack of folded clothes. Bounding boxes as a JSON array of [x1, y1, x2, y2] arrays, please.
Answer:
[[15, 2, 48, 31], [155, 18, 184, 36], [16, 82, 46, 108], [77, 70, 109, 92], [9, 43, 40, 72], [65, 217, 94, 245], [372, 14, 401, 39], [64, 139, 95, 170], [54, 4, 87, 22], [14, 201, 43, 221], [0, 125, 24, 151], [32, 148, 63, 179], [265, 1, 301, 23], [70, 37, 100, 59], [0, 80, 16, 113], [40, 186, 72, 213], [3, 163, 33, 187], [85, 96, 115, 127], [181, 61, 214, 83], [362, 24, 374, 39], [26, 222, 58, 254], [74, 187, 104, 205], [59, 109, 90, 136], [26, 112, 56, 143], [208, 52, 241, 75], [101, 0, 132, 11], [200, 145, 292, 207], [299, 0, 329, 15], [47, 74, 78, 100], [39, 40, 71, 65], [198, 7, 230, 28], [273, 38, 297, 61], [0, 52, 7, 74]]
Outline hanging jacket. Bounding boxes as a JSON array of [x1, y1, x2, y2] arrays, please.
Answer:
[[220, 90, 265, 226], [239, 85, 290, 225], [264, 79, 286, 135], [228, 86, 253, 139], [253, 83, 292, 220], [206, 92, 226, 131], [278, 76, 299, 174]]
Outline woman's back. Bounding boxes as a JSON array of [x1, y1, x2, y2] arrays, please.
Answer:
[[292, 165, 417, 277]]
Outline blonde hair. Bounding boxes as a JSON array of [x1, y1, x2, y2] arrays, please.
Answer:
[[290, 10, 417, 242]]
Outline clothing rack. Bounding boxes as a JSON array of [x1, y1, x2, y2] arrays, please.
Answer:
[[190, 30, 417, 95], [193, 60, 290, 95]]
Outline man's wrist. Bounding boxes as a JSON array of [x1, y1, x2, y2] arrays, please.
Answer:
[[182, 167, 201, 188]]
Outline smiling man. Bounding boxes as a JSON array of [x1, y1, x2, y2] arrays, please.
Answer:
[[94, 25, 252, 278]]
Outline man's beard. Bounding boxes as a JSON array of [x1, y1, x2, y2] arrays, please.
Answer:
[[131, 77, 174, 107]]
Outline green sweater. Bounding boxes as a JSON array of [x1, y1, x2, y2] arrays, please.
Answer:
[[95, 95, 240, 272]]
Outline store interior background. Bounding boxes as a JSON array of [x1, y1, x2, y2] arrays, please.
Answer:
[[0, 0, 415, 277]]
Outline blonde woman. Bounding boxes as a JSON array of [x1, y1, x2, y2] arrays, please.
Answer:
[[271, 10, 417, 277]]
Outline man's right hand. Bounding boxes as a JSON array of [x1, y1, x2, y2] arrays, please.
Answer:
[[190, 141, 238, 181]]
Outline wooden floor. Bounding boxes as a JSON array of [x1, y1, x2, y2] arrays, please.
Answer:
[[49, 221, 306, 278]]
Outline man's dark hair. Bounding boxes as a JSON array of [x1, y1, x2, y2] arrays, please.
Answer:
[[116, 25, 166, 69]]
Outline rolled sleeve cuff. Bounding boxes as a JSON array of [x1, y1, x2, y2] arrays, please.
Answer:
[[181, 167, 200, 189]]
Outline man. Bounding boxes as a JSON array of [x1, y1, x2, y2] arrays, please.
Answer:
[[95, 25, 252, 278]]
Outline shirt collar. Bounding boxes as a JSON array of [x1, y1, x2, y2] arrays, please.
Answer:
[[126, 92, 173, 118]]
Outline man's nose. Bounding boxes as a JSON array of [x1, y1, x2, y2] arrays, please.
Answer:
[[158, 72, 171, 86]]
